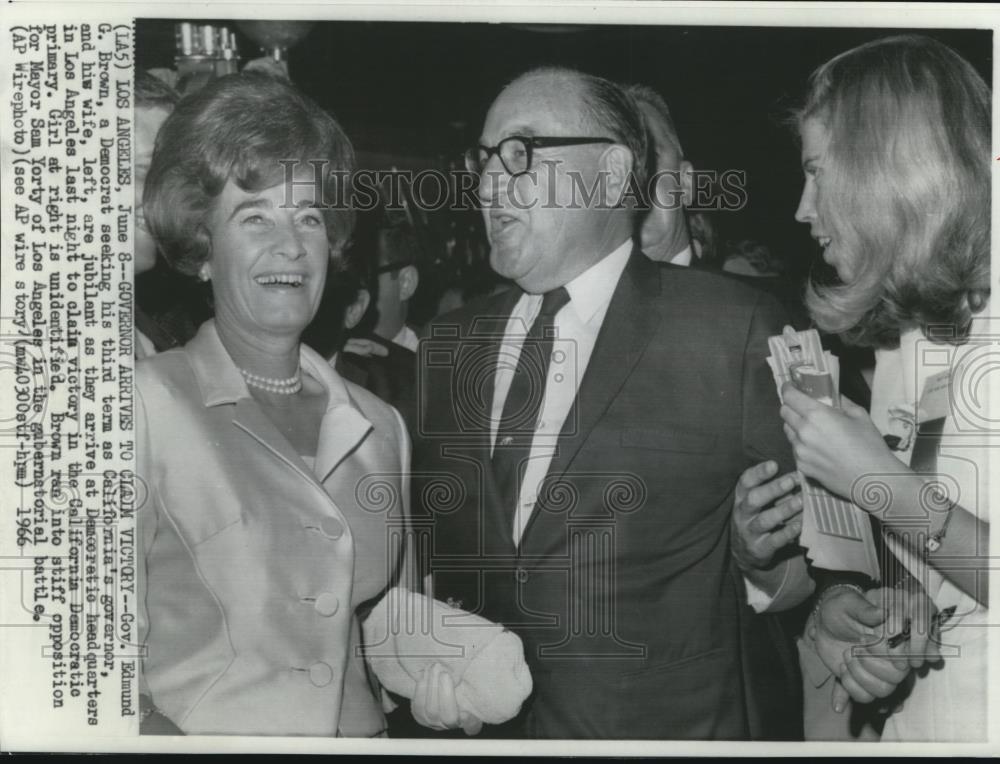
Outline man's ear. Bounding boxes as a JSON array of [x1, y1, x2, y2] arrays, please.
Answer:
[[344, 288, 371, 330], [598, 144, 634, 207], [679, 160, 694, 208], [398, 264, 419, 302]]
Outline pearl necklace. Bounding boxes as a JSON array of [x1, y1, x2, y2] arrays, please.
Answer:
[[238, 366, 302, 395]]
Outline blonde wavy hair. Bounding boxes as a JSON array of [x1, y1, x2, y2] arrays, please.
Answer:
[[799, 35, 990, 348]]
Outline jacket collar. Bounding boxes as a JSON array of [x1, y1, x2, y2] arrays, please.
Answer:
[[185, 319, 251, 407], [186, 320, 374, 482]]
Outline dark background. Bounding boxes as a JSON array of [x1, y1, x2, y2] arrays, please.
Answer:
[[135, 20, 991, 289]]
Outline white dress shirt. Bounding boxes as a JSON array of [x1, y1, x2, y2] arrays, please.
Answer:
[[490, 239, 632, 545], [391, 325, 419, 353], [644, 243, 692, 266], [668, 244, 692, 266]]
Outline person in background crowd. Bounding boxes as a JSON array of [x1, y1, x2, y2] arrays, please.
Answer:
[[628, 80, 810, 739], [762, 35, 991, 742], [371, 224, 422, 353], [687, 210, 720, 268], [722, 239, 784, 279], [416, 65, 812, 740], [434, 284, 467, 316], [351, 223, 423, 425], [134, 70, 210, 356], [302, 250, 372, 361], [626, 84, 696, 267], [719, 237, 810, 329], [136, 72, 475, 736], [305, 215, 422, 429], [134, 70, 176, 289]]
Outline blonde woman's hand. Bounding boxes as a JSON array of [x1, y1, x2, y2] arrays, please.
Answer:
[[780, 384, 902, 505]]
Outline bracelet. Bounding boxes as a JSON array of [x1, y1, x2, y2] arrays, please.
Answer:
[[811, 583, 865, 624]]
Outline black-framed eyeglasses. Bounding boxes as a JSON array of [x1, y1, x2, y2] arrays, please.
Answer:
[[464, 135, 615, 177]]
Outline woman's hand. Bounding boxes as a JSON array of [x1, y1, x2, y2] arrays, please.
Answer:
[[860, 584, 942, 669], [811, 586, 885, 689], [836, 584, 944, 707], [731, 460, 803, 572], [411, 662, 483, 736], [780, 384, 902, 505], [811, 586, 912, 710]]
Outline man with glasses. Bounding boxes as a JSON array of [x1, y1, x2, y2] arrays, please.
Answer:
[[414, 66, 811, 739], [372, 224, 422, 354]]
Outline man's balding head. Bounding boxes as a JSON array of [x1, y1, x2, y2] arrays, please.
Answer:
[[476, 67, 646, 293]]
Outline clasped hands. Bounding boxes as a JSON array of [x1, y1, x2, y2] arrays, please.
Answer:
[[810, 584, 942, 713], [416, 358, 913, 728], [732, 382, 901, 573]]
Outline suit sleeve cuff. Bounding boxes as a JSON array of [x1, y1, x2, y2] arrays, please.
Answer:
[[743, 572, 780, 613]]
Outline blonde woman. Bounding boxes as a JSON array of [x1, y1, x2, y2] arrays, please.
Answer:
[[781, 35, 990, 741]]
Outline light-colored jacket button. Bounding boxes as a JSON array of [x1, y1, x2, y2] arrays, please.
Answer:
[[320, 517, 345, 540], [309, 661, 334, 687], [314, 592, 340, 617]]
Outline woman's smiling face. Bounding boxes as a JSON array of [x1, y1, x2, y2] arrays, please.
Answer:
[[205, 170, 331, 341], [795, 117, 852, 282]]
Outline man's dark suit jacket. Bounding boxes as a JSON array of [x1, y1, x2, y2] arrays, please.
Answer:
[[336, 332, 417, 433], [413, 249, 808, 740]]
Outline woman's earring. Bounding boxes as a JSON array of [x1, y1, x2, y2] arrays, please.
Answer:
[[199, 264, 211, 282]]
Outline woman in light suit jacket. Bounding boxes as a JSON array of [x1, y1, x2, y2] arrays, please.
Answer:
[[136, 73, 467, 737]]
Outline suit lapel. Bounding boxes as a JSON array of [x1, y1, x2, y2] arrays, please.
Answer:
[[185, 319, 374, 491], [314, 402, 374, 483], [233, 379, 374, 492], [231, 399, 318, 486], [521, 249, 662, 542]]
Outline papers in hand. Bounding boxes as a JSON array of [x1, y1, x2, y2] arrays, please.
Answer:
[[767, 327, 880, 581]]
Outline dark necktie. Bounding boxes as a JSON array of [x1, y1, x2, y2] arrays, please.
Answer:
[[492, 287, 571, 514]]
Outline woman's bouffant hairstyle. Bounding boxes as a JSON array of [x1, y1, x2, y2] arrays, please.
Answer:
[[144, 72, 355, 276], [798, 35, 990, 348], [135, 69, 180, 110]]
